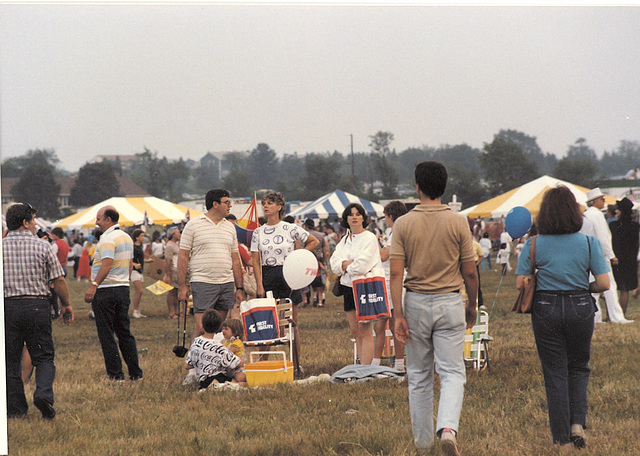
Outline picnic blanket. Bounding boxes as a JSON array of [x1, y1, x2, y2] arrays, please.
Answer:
[[329, 364, 405, 383]]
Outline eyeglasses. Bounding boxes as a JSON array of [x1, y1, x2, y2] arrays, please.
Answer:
[[22, 202, 36, 212]]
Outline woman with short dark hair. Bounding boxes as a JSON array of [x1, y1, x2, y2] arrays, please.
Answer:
[[516, 185, 610, 448], [330, 203, 383, 365]]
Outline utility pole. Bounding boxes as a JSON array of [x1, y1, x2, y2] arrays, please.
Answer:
[[350, 134, 354, 177]]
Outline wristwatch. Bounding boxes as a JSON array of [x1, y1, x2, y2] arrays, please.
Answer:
[[91, 280, 99, 287]]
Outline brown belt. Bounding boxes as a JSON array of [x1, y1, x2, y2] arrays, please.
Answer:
[[6, 295, 49, 300]]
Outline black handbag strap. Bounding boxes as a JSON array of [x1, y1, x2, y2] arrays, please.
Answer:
[[586, 234, 592, 275], [529, 236, 537, 275]]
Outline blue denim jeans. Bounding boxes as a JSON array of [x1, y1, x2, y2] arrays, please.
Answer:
[[481, 254, 492, 271], [4, 298, 56, 417], [532, 291, 595, 444], [404, 291, 467, 449], [92, 286, 143, 380]]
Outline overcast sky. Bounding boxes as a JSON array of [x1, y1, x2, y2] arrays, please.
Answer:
[[1, 4, 639, 172]]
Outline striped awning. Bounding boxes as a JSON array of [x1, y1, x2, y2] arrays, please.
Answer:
[[53, 197, 203, 229], [288, 190, 384, 220]]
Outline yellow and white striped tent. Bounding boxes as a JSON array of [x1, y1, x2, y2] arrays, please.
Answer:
[[460, 175, 617, 219], [54, 197, 202, 229]]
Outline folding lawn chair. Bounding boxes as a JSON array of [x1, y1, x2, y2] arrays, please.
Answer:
[[240, 296, 301, 378], [464, 309, 492, 371], [352, 320, 397, 365]]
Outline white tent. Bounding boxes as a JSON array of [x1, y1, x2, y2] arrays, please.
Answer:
[[1, 215, 52, 232], [288, 190, 385, 220], [460, 175, 617, 219], [54, 197, 202, 229]]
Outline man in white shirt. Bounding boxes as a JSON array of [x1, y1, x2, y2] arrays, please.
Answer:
[[580, 188, 633, 324], [177, 189, 244, 339]]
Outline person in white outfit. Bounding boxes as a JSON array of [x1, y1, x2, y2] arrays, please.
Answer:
[[580, 188, 633, 324]]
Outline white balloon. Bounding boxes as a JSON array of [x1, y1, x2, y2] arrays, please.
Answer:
[[283, 249, 318, 289]]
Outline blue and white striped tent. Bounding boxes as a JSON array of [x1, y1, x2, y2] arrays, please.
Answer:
[[288, 190, 384, 220]]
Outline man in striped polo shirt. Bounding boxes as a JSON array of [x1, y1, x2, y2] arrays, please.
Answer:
[[84, 206, 143, 381], [177, 189, 244, 341]]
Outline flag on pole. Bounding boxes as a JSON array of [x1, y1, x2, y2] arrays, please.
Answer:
[[234, 195, 259, 247], [143, 210, 152, 226]]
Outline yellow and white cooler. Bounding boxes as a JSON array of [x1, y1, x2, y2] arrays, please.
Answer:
[[245, 351, 294, 387]]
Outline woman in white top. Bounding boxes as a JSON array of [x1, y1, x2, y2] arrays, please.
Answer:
[[330, 203, 384, 365], [251, 192, 318, 364]]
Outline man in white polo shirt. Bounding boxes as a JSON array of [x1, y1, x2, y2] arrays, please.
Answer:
[[177, 189, 244, 340]]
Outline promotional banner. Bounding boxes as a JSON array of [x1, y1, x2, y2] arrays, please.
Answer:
[[352, 275, 391, 323]]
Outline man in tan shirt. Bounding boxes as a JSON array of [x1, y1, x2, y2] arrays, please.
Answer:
[[390, 161, 478, 456]]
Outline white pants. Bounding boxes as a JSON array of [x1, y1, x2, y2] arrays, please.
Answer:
[[591, 271, 628, 323]]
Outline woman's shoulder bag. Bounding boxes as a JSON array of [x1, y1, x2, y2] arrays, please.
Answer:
[[512, 236, 537, 314]]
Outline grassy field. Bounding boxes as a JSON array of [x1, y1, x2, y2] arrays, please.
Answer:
[[7, 267, 640, 456]]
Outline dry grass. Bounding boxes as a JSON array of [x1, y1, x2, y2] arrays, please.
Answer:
[[7, 269, 640, 455]]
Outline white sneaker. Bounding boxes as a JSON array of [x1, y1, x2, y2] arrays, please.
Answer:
[[182, 372, 198, 386], [133, 310, 146, 318], [440, 428, 461, 456], [88, 310, 95, 320]]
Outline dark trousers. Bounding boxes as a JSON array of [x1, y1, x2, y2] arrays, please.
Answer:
[[72, 256, 80, 278], [532, 291, 595, 444], [4, 299, 56, 417], [476, 265, 484, 307], [92, 286, 143, 380]]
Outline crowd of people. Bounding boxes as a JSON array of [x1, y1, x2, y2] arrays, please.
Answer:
[[4, 161, 639, 456]]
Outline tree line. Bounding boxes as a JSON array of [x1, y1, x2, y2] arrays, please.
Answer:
[[4, 129, 640, 220]]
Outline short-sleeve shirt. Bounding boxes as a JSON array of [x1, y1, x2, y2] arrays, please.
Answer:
[[250, 221, 309, 266], [390, 204, 475, 294], [3, 230, 64, 297], [180, 215, 239, 284], [221, 338, 244, 358], [164, 240, 180, 272], [307, 228, 324, 261], [92, 225, 133, 288], [186, 336, 241, 382], [133, 244, 145, 273], [516, 233, 610, 291]]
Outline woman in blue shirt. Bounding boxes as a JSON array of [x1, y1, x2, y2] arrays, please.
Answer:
[[516, 186, 610, 449]]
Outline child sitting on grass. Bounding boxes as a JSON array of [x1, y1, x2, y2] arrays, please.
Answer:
[[221, 318, 244, 360], [185, 309, 247, 390]]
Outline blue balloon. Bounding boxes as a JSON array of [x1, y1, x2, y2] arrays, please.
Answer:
[[505, 206, 532, 239]]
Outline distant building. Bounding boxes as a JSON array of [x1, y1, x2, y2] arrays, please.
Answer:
[[88, 154, 138, 171], [1, 175, 149, 215], [199, 151, 250, 180]]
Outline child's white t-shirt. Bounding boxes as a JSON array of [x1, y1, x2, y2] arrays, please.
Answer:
[[186, 336, 241, 382]]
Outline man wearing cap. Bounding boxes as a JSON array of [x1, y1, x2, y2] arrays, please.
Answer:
[[581, 188, 633, 324], [3, 203, 74, 420]]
